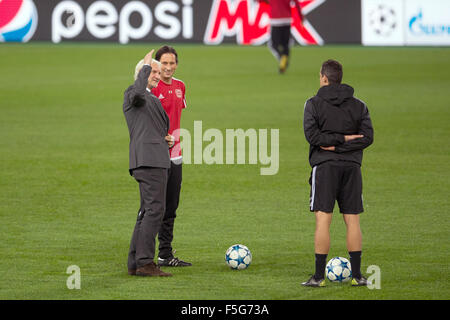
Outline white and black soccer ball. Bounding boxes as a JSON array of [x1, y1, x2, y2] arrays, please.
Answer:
[[225, 244, 252, 270], [326, 257, 352, 282], [369, 4, 397, 37]]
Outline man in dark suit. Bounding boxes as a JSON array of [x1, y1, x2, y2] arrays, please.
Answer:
[[123, 49, 175, 277]]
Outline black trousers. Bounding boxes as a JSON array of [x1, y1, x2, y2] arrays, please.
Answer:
[[268, 25, 291, 60], [158, 161, 182, 259], [128, 167, 168, 269]]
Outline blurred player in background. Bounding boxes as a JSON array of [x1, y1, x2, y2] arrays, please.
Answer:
[[152, 46, 191, 267], [259, 0, 303, 73]]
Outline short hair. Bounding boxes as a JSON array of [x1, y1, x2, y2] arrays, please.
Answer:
[[320, 59, 343, 84], [134, 58, 161, 80], [155, 45, 178, 63]]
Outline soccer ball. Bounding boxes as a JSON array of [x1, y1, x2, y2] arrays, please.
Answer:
[[326, 257, 352, 282], [225, 244, 252, 270]]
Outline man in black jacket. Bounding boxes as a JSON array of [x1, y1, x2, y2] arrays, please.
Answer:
[[123, 49, 175, 277], [301, 59, 374, 287]]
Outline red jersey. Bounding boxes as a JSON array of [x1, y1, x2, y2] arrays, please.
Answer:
[[263, 0, 301, 26], [152, 77, 187, 159]]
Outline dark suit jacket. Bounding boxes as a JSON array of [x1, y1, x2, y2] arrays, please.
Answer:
[[123, 65, 170, 174]]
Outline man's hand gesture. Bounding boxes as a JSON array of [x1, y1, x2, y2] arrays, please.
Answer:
[[144, 49, 154, 65]]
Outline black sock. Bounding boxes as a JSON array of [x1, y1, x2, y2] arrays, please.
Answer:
[[349, 251, 362, 279], [314, 254, 327, 280]]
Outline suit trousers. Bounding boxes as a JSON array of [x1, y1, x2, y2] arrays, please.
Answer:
[[158, 161, 182, 259], [128, 167, 168, 269]]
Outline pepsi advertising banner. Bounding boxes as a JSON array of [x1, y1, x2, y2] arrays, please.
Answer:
[[0, 0, 361, 45], [1, 0, 448, 45]]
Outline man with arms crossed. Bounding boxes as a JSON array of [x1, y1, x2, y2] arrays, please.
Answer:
[[152, 46, 191, 267], [302, 59, 374, 287], [123, 49, 175, 277]]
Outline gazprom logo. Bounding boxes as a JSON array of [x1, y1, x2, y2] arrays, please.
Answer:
[[409, 9, 450, 36], [0, 0, 38, 42]]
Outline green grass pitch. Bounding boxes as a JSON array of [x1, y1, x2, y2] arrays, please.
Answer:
[[0, 43, 449, 300]]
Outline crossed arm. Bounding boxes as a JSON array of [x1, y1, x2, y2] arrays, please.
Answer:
[[319, 135, 364, 151], [303, 100, 374, 152]]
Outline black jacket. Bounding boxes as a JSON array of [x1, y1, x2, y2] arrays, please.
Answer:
[[123, 65, 171, 174], [303, 84, 374, 168]]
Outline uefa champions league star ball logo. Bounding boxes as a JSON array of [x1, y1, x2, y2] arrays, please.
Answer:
[[0, 0, 38, 42], [369, 4, 397, 37]]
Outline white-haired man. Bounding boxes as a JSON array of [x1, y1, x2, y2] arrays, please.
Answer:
[[123, 49, 175, 277]]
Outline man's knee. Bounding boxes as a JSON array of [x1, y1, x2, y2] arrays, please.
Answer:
[[343, 213, 360, 227], [315, 211, 332, 229]]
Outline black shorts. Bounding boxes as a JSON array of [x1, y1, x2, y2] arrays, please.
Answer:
[[309, 161, 363, 214]]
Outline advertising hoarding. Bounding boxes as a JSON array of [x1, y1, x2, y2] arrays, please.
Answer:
[[1, 0, 361, 45], [2, 0, 448, 45], [362, 0, 450, 46]]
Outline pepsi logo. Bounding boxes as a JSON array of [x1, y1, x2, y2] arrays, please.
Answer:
[[0, 0, 38, 42]]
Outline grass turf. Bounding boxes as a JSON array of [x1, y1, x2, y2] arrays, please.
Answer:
[[0, 43, 449, 300]]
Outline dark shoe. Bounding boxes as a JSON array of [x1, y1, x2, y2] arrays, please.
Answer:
[[301, 275, 326, 287], [157, 256, 192, 267], [136, 262, 173, 277], [128, 269, 136, 276], [351, 276, 370, 286]]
